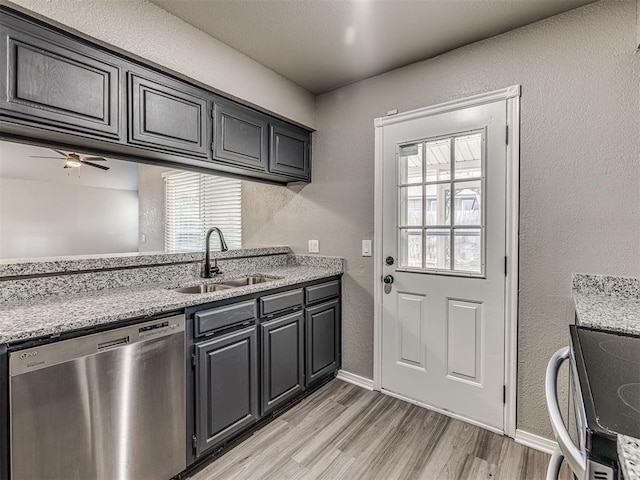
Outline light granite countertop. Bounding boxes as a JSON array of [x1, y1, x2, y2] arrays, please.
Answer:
[[619, 435, 640, 480], [572, 274, 640, 479], [0, 263, 342, 345]]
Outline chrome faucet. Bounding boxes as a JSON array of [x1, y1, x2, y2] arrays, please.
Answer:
[[202, 227, 228, 278]]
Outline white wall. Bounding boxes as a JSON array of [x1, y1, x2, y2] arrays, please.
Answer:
[[0, 141, 139, 258], [243, 0, 640, 439], [3, 0, 316, 128]]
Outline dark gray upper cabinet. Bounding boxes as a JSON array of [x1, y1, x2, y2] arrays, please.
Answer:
[[195, 326, 258, 457], [305, 298, 341, 385], [0, 6, 313, 184], [269, 122, 311, 181], [261, 312, 304, 416], [212, 100, 268, 171], [128, 70, 209, 157], [0, 11, 122, 140]]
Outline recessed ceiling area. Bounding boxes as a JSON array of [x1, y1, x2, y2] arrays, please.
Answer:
[[150, 0, 596, 94]]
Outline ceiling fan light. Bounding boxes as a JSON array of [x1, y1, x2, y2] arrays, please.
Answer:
[[65, 159, 82, 168]]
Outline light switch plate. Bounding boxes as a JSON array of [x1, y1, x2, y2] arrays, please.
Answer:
[[308, 239, 319, 253], [362, 240, 372, 257]]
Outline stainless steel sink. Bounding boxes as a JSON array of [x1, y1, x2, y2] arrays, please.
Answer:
[[172, 284, 233, 294], [171, 275, 280, 294], [220, 275, 280, 287]]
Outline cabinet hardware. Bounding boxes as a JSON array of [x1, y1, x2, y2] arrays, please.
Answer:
[[192, 435, 197, 450]]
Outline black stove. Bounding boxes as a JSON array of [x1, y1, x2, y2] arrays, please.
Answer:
[[570, 325, 640, 471]]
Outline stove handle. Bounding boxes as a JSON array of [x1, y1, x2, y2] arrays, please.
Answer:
[[545, 346, 586, 480]]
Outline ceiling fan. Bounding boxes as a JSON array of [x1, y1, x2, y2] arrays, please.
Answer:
[[29, 149, 110, 171]]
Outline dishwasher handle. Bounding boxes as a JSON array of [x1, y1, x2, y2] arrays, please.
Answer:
[[545, 346, 585, 479]]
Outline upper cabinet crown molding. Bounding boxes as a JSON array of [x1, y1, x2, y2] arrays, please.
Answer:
[[0, 6, 312, 185]]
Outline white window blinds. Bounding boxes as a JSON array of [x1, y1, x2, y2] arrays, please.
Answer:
[[164, 171, 242, 252]]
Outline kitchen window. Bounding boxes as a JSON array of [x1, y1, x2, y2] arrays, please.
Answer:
[[164, 171, 242, 251]]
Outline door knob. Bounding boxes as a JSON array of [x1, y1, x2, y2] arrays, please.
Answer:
[[383, 275, 394, 284]]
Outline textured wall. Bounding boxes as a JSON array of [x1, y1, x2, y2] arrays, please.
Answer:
[[3, 0, 316, 128], [242, 0, 640, 438]]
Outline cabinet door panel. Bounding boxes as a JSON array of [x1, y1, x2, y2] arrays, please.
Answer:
[[0, 14, 121, 139], [195, 326, 258, 457], [129, 72, 208, 157], [213, 101, 268, 171], [261, 312, 304, 415], [269, 124, 310, 181], [306, 299, 340, 385]]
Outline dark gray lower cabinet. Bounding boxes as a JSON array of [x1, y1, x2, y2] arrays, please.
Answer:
[[195, 326, 258, 457], [305, 299, 341, 385], [261, 312, 304, 415], [0, 11, 122, 139]]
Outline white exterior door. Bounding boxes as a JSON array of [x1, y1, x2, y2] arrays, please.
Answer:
[[379, 99, 508, 431]]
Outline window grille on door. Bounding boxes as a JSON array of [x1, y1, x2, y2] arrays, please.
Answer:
[[397, 131, 485, 276]]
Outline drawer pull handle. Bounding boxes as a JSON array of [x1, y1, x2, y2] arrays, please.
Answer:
[[98, 336, 129, 351]]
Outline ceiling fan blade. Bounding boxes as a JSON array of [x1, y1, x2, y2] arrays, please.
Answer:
[[83, 156, 107, 161], [29, 156, 66, 159], [52, 149, 68, 157], [81, 160, 110, 171]]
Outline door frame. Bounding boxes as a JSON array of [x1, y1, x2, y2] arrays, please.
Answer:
[[372, 85, 521, 437]]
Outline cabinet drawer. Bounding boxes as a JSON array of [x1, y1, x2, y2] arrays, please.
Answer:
[[305, 280, 339, 305], [195, 299, 257, 336], [260, 289, 303, 317], [0, 12, 122, 139]]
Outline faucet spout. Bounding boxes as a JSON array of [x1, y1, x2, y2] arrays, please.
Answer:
[[203, 227, 228, 278]]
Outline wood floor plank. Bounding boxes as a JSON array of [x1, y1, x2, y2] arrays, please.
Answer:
[[188, 380, 572, 480]]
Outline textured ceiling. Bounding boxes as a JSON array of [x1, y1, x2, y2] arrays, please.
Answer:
[[149, 0, 596, 94]]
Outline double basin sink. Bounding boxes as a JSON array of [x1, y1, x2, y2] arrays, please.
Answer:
[[172, 275, 280, 294]]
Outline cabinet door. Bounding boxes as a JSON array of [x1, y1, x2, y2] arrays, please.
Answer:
[[0, 12, 122, 139], [268, 123, 310, 181], [305, 298, 340, 385], [128, 71, 209, 157], [213, 100, 268, 171], [261, 312, 304, 415], [195, 326, 258, 457]]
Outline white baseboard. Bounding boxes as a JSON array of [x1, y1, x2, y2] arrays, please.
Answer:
[[515, 429, 558, 455], [336, 370, 374, 391]]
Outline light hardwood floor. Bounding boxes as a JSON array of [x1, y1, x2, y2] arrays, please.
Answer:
[[189, 379, 572, 480]]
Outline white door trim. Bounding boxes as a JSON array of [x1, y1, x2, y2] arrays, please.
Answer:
[[373, 85, 521, 438]]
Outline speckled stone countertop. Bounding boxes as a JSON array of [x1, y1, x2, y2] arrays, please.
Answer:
[[0, 253, 343, 345], [0, 246, 290, 277], [572, 273, 640, 336], [572, 274, 640, 479], [619, 435, 640, 480]]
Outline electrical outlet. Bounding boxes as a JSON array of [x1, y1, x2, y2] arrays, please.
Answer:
[[308, 239, 319, 253], [362, 240, 372, 256], [141, 234, 146, 243]]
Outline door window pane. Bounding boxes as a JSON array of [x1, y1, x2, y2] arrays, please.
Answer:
[[399, 144, 422, 184], [400, 229, 422, 268], [426, 139, 451, 182], [454, 180, 482, 225], [426, 184, 450, 226], [454, 133, 482, 180], [400, 186, 423, 226], [454, 229, 482, 273], [397, 131, 484, 276], [425, 229, 450, 270]]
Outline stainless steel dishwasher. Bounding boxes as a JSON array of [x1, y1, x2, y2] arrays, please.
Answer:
[[9, 314, 186, 480]]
